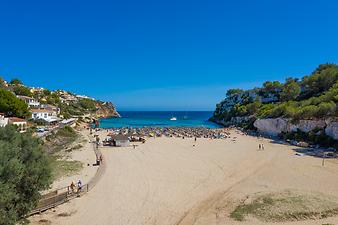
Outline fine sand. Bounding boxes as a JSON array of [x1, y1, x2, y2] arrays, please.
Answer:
[[30, 129, 338, 225], [48, 129, 98, 192]]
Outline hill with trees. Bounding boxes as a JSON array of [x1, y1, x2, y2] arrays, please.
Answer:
[[0, 89, 30, 118], [0, 77, 119, 120], [212, 64, 337, 122], [211, 64, 338, 147]]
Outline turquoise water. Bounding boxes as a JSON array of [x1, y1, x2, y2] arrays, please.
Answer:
[[99, 111, 221, 128]]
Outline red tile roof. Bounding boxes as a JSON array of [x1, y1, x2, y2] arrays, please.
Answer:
[[9, 117, 27, 123]]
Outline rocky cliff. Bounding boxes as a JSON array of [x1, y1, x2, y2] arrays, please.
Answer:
[[94, 102, 120, 119], [253, 118, 338, 140]]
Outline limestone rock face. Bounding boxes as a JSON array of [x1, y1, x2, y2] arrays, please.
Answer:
[[325, 122, 338, 140], [95, 102, 120, 119], [253, 118, 338, 140], [253, 118, 289, 136], [291, 120, 326, 133]]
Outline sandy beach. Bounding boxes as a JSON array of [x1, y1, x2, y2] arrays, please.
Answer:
[[30, 129, 338, 225], [46, 129, 98, 192]]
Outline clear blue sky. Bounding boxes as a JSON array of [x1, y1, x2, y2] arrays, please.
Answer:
[[0, 0, 337, 111]]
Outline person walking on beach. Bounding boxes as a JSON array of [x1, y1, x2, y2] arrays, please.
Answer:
[[77, 180, 82, 195], [258, 144, 261, 150], [262, 144, 264, 150], [70, 181, 75, 193]]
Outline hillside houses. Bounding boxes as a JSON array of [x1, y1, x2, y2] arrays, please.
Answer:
[[17, 95, 40, 108], [1, 77, 119, 131], [56, 90, 78, 104], [8, 117, 27, 133], [31, 108, 61, 123], [76, 94, 95, 100], [40, 104, 61, 115], [0, 113, 27, 132]]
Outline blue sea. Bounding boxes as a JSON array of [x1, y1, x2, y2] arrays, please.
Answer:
[[99, 111, 221, 128]]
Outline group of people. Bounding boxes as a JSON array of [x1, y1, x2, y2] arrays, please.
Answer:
[[69, 180, 83, 195], [258, 143, 265, 150]]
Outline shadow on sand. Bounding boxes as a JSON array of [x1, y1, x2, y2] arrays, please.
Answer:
[[267, 138, 337, 159]]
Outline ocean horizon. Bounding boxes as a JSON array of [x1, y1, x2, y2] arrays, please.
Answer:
[[99, 111, 221, 128]]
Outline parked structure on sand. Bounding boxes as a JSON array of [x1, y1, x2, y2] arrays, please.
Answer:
[[104, 134, 130, 147]]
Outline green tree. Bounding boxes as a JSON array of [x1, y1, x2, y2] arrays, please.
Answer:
[[301, 64, 338, 98], [262, 81, 282, 93], [280, 78, 301, 101], [226, 89, 243, 97], [316, 101, 336, 117], [43, 89, 51, 96], [9, 78, 23, 86], [246, 97, 262, 114], [0, 126, 52, 225], [0, 89, 30, 118], [13, 85, 32, 97], [78, 99, 97, 111], [0, 77, 5, 88]]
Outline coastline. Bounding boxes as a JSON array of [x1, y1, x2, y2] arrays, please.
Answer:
[[98, 111, 220, 129]]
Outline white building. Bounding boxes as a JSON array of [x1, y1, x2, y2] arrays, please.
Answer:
[[31, 109, 61, 123], [76, 94, 95, 100], [40, 104, 61, 115], [17, 95, 40, 108], [8, 117, 27, 133], [0, 113, 9, 127]]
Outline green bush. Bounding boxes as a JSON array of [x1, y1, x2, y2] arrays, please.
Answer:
[[0, 89, 30, 118], [0, 126, 52, 225], [214, 64, 338, 121]]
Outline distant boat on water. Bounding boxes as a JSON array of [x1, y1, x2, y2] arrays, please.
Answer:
[[170, 117, 177, 121]]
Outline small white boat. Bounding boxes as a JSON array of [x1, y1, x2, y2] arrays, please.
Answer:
[[170, 117, 177, 121]]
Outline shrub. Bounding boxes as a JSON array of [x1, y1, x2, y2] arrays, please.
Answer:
[[0, 126, 52, 225]]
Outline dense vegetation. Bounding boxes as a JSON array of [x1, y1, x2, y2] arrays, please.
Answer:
[[0, 126, 52, 225], [213, 64, 338, 121], [0, 89, 30, 118], [60, 98, 97, 119]]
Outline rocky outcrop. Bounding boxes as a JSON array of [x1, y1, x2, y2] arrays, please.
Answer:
[[289, 120, 326, 133], [211, 116, 253, 126], [253, 118, 289, 136], [325, 122, 338, 140], [95, 102, 120, 119], [254, 118, 338, 140]]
